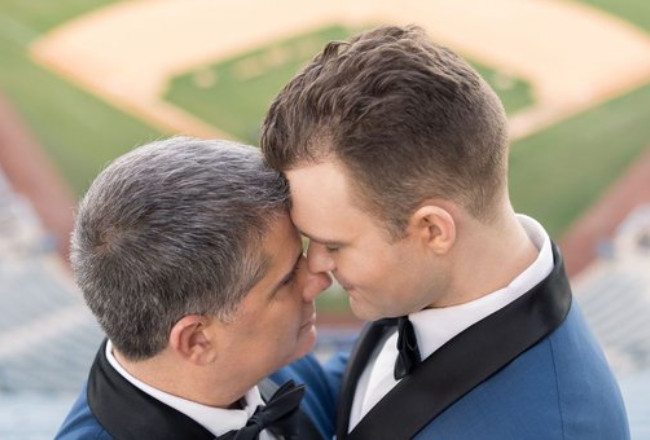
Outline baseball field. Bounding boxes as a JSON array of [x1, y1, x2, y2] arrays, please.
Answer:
[[1, 0, 650, 312]]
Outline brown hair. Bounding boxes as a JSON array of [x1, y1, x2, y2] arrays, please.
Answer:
[[261, 25, 509, 236]]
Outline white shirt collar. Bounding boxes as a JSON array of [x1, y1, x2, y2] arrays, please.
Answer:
[[350, 214, 554, 429], [105, 340, 266, 438], [409, 213, 554, 360]]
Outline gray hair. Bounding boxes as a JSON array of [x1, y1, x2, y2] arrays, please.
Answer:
[[71, 137, 290, 360]]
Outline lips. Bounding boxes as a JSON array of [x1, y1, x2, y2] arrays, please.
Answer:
[[337, 280, 354, 293], [332, 271, 353, 291]]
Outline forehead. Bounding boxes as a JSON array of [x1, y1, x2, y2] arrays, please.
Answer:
[[248, 214, 301, 290], [287, 160, 350, 204], [285, 161, 371, 240], [264, 213, 301, 262]]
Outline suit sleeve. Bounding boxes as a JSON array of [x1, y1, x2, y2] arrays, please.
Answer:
[[270, 352, 349, 439], [55, 383, 113, 440]]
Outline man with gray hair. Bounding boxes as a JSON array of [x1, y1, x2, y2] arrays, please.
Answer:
[[56, 137, 340, 440]]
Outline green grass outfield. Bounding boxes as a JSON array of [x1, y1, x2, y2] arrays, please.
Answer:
[[166, 26, 356, 146], [509, 82, 650, 237], [0, 1, 648, 245], [0, 0, 161, 195], [509, 0, 650, 238]]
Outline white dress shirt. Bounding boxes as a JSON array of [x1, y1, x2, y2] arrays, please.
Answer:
[[349, 214, 554, 431], [106, 341, 275, 439]]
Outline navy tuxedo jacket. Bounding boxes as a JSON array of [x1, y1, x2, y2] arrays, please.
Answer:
[[337, 244, 630, 440]]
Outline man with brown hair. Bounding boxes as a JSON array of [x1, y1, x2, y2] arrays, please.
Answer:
[[261, 25, 629, 439]]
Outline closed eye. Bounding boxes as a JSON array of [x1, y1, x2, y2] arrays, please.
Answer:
[[298, 229, 345, 254], [269, 251, 304, 299], [280, 262, 300, 287]]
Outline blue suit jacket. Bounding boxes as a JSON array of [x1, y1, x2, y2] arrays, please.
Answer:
[[414, 303, 629, 439], [56, 351, 346, 439], [338, 244, 630, 440]]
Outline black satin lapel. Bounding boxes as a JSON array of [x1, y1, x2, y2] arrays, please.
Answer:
[[258, 378, 323, 440], [87, 340, 215, 440], [336, 319, 397, 440], [347, 243, 573, 440]]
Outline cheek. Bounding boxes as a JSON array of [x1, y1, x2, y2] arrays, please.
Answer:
[[345, 252, 395, 285], [253, 313, 297, 354], [273, 295, 305, 331], [238, 304, 283, 338]]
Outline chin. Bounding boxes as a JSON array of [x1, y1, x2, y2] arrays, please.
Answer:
[[348, 297, 383, 321], [286, 325, 317, 363], [349, 297, 407, 321], [299, 325, 318, 358]]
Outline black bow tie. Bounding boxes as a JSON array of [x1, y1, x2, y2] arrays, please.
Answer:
[[394, 316, 422, 380], [218, 380, 305, 440]]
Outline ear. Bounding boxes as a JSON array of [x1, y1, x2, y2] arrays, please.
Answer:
[[408, 204, 456, 255], [169, 315, 217, 365]]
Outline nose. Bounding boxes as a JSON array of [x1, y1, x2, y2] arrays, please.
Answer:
[[302, 264, 333, 302], [306, 242, 336, 273]]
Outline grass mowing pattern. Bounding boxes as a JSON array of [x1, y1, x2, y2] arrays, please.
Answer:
[[510, 82, 650, 238], [165, 26, 355, 145], [509, 0, 650, 238]]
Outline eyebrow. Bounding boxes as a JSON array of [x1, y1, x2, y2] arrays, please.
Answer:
[[270, 249, 304, 295]]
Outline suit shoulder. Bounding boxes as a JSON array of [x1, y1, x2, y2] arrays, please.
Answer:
[[417, 303, 629, 439], [546, 302, 630, 437], [55, 383, 113, 440]]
